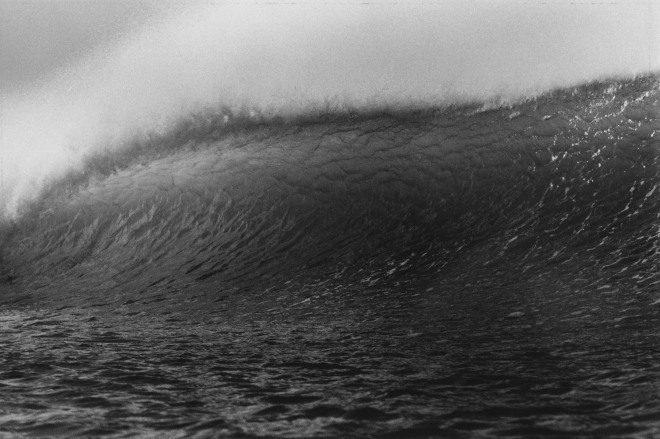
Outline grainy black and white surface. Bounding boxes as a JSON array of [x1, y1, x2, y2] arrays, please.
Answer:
[[1, 2, 660, 438]]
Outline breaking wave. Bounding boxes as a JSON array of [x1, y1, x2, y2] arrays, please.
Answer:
[[1, 74, 658, 312]]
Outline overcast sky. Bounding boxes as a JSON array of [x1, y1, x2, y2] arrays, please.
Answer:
[[1, 0, 658, 91], [0, 0, 164, 87]]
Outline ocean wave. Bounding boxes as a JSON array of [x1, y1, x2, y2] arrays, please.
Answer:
[[1, 75, 658, 302]]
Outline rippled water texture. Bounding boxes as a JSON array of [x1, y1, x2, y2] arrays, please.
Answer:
[[1, 76, 660, 437]]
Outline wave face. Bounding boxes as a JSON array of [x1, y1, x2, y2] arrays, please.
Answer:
[[1, 76, 660, 438], [2, 75, 660, 307]]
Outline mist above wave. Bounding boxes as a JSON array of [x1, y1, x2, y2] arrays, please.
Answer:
[[0, 1, 658, 217]]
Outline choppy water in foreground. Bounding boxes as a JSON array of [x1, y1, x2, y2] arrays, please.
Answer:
[[2, 282, 660, 438], [1, 75, 660, 437]]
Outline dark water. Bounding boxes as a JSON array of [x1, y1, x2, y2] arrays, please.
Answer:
[[1, 75, 660, 437]]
